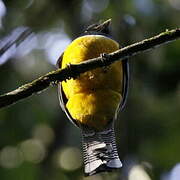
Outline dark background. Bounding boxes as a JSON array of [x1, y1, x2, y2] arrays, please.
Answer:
[[0, 0, 180, 180]]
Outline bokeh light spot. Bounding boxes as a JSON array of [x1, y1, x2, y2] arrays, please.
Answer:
[[20, 139, 46, 164], [169, 0, 180, 10], [32, 123, 55, 146], [169, 163, 180, 180], [133, 0, 155, 15], [83, 0, 109, 13], [56, 147, 82, 171], [128, 165, 151, 180], [0, 146, 23, 168], [123, 14, 136, 26], [0, 0, 6, 28], [37, 29, 71, 65]]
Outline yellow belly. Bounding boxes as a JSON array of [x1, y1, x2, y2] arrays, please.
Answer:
[[61, 35, 123, 130], [66, 90, 122, 129]]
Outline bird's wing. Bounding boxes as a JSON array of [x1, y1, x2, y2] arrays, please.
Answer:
[[114, 58, 130, 119]]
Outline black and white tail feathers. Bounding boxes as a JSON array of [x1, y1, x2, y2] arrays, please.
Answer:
[[81, 125, 122, 176]]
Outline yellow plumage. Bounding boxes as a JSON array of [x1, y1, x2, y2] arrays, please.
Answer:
[[60, 35, 123, 130]]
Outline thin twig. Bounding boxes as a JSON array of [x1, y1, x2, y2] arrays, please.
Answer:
[[0, 28, 32, 56], [0, 28, 180, 109]]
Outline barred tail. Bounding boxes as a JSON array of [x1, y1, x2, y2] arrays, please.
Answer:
[[82, 127, 122, 176]]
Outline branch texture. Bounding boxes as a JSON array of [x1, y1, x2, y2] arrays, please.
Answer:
[[0, 28, 180, 108]]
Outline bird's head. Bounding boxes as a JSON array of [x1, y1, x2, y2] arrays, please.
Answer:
[[84, 19, 111, 35]]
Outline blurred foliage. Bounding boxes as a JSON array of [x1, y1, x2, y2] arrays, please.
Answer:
[[0, 0, 180, 180]]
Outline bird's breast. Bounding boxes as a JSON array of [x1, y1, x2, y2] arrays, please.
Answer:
[[60, 35, 123, 130]]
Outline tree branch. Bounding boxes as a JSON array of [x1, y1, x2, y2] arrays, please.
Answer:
[[0, 28, 180, 109]]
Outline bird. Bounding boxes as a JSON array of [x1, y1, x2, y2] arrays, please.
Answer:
[[56, 19, 129, 176]]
